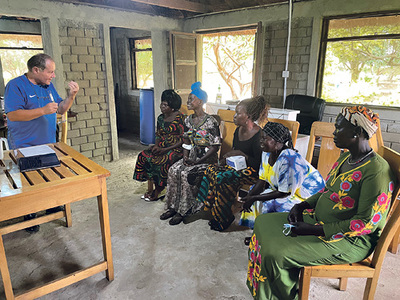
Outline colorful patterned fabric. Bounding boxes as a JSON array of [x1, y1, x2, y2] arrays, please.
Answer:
[[340, 106, 379, 138], [240, 149, 325, 228], [164, 114, 220, 215], [246, 152, 395, 300], [133, 112, 185, 189], [196, 127, 262, 231]]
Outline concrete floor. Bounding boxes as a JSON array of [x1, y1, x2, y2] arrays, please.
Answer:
[[1, 133, 400, 299]]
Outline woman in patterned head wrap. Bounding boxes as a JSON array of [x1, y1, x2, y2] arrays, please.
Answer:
[[245, 106, 395, 300], [239, 121, 325, 231], [160, 82, 221, 225]]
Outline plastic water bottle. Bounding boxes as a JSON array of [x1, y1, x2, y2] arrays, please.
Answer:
[[216, 85, 222, 104]]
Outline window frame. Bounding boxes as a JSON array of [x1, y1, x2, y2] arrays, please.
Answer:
[[316, 11, 400, 107], [195, 23, 261, 101], [129, 37, 153, 90]]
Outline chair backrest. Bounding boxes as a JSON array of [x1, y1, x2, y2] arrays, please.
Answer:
[[217, 109, 236, 158], [306, 121, 341, 179], [180, 104, 191, 117], [306, 120, 384, 179], [368, 118, 384, 151], [370, 146, 400, 271], [217, 109, 301, 157], [57, 113, 68, 144], [284, 94, 326, 135]]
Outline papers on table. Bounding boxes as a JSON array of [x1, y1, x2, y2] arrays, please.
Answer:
[[18, 145, 56, 157]]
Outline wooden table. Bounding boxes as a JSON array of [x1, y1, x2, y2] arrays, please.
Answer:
[[0, 142, 113, 299]]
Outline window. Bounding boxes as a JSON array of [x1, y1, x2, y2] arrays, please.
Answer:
[[129, 38, 153, 89], [0, 33, 43, 86], [317, 13, 400, 107], [201, 29, 256, 103]]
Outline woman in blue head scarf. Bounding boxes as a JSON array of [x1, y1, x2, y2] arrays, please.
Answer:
[[160, 82, 221, 225]]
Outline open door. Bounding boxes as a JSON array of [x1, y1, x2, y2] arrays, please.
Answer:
[[170, 24, 263, 105], [170, 32, 197, 105], [252, 21, 263, 97]]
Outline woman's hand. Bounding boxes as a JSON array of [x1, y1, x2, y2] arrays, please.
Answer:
[[152, 146, 165, 155], [238, 196, 255, 212], [183, 156, 196, 166], [287, 203, 305, 223], [291, 222, 324, 236]]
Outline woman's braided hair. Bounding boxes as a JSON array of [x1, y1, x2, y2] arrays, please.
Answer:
[[239, 95, 269, 123]]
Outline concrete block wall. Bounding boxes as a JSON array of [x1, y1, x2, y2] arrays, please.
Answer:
[[262, 17, 313, 108], [59, 20, 112, 161], [322, 106, 400, 153]]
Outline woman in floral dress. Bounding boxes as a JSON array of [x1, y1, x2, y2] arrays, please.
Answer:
[[160, 82, 221, 225], [133, 90, 184, 201], [246, 106, 395, 300]]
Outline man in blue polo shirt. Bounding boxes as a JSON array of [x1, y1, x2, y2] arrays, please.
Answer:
[[4, 53, 79, 232], [5, 53, 79, 149]]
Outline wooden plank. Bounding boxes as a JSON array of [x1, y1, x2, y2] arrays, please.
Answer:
[[23, 171, 47, 185], [129, 0, 211, 13], [0, 235, 15, 300], [97, 178, 114, 281], [0, 175, 102, 222], [62, 158, 90, 175], [53, 164, 76, 178], [64, 204, 72, 227], [40, 168, 62, 182], [55, 143, 110, 177], [14, 262, 107, 300], [0, 212, 65, 235]]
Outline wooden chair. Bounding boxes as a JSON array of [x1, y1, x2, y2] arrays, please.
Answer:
[[217, 109, 236, 158], [56, 112, 68, 143], [305, 120, 384, 179], [299, 146, 400, 300], [180, 104, 190, 116], [55, 112, 72, 225], [217, 109, 301, 158]]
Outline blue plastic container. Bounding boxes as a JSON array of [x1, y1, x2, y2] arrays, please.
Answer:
[[139, 89, 155, 145]]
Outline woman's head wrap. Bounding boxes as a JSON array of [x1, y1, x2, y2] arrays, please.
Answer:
[[190, 82, 208, 103], [339, 106, 379, 139], [262, 122, 294, 149]]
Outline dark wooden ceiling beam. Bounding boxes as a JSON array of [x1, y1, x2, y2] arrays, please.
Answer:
[[129, 0, 212, 13]]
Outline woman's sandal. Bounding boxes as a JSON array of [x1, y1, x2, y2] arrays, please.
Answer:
[[141, 192, 152, 201], [169, 213, 183, 225], [160, 209, 176, 220], [244, 236, 251, 246]]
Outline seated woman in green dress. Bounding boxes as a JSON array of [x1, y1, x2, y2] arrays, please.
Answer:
[[246, 106, 396, 300], [133, 90, 185, 201]]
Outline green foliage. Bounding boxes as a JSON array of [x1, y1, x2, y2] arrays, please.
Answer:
[[0, 34, 43, 85], [322, 16, 400, 107]]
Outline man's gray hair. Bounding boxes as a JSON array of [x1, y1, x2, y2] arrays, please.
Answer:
[[27, 53, 53, 71]]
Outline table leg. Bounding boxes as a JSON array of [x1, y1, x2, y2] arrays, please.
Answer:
[[0, 235, 15, 299], [97, 178, 114, 281], [64, 204, 72, 227]]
